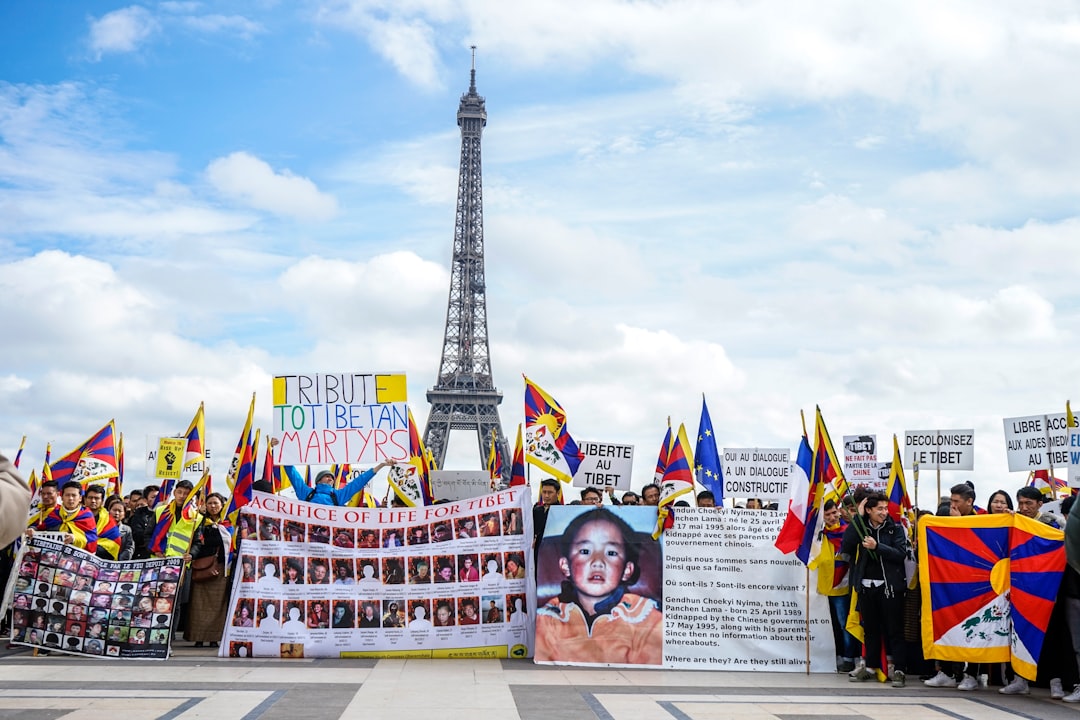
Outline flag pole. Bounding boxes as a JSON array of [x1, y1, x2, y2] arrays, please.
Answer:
[[800, 408, 811, 674], [804, 564, 811, 674], [913, 461, 920, 513]]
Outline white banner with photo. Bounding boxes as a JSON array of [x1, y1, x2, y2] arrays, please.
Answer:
[[220, 489, 535, 659], [533, 506, 833, 671], [7, 536, 183, 660]]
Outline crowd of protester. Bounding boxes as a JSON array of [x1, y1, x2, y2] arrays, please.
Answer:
[[2, 444, 1078, 703]]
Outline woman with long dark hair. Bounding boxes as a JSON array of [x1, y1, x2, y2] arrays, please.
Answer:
[[186, 492, 230, 648]]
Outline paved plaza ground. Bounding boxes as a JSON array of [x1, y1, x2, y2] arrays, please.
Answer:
[[0, 644, 1077, 720]]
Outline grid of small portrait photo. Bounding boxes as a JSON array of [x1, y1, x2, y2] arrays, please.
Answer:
[[12, 538, 183, 659], [219, 491, 535, 657]]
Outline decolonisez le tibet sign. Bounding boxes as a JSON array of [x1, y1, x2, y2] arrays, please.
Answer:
[[272, 372, 409, 466], [903, 429, 975, 471]]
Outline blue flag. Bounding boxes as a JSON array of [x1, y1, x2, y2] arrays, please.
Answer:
[[694, 395, 724, 505]]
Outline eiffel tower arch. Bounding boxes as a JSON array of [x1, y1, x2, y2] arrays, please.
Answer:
[[423, 50, 511, 479]]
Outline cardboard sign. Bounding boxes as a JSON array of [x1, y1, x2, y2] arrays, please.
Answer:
[[721, 448, 791, 502], [843, 434, 878, 481], [154, 438, 186, 480]]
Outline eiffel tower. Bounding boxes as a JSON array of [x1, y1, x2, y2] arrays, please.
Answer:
[[423, 49, 510, 479]]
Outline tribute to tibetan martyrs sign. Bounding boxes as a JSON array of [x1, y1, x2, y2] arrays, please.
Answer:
[[272, 372, 409, 466]]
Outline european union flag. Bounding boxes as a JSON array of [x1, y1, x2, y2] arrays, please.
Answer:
[[694, 395, 724, 505]]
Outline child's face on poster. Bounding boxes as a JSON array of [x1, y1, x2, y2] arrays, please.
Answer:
[[559, 519, 634, 601]]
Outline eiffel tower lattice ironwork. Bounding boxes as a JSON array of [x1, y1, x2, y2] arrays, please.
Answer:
[[423, 50, 511, 480]]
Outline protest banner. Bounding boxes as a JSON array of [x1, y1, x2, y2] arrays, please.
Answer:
[[1003, 413, 1069, 472], [8, 536, 183, 660], [842, 434, 877, 484], [220, 488, 534, 659], [431, 471, 491, 502], [1070, 427, 1080, 489], [532, 506, 832, 671], [272, 372, 410, 466], [145, 435, 213, 482], [721, 448, 791, 504], [902, 429, 975, 471], [571, 441, 634, 490]]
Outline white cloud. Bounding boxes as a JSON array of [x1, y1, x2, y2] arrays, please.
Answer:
[[176, 14, 265, 38], [88, 6, 159, 59], [206, 152, 339, 221]]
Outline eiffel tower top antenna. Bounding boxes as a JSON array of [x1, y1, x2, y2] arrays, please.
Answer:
[[423, 48, 510, 482]]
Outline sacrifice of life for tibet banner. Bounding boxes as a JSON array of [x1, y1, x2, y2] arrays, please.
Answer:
[[6, 535, 184, 660], [919, 513, 1066, 679], [534, 506, 833, 671], [220, 488, 535, 659]]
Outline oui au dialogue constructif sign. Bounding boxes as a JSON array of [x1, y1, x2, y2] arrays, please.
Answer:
[[272, 372, 410, 466]]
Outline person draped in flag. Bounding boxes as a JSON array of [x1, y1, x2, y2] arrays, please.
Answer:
[[811, 498, 860, 672], [82, 485, 122, 560], [842, 491, 909, 688], [151, 478, 201, 558], [27, 480, 59, 530], [29, 481, 98, 553]]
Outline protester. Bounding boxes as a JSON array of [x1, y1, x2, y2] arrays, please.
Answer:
[[843, 492, 909, 688], [696, 491, 716, 508], [128, 484, 158, 559], [814, 498, 858, 672], [29, 481, 98, 552], [186, 492, 229, 648], [105, 496, 134, 561]]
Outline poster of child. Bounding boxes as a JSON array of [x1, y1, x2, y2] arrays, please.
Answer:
[[534, 507, 663, 667]]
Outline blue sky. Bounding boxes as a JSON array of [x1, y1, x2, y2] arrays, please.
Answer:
[[3, 1, 1079, 506]]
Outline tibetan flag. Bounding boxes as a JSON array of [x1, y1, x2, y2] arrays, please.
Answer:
[[1029, 469, 1067, 499], [885, 434, 915, 533], [223, 420, 256, 534], [654, 421, 672, 483], [919, 513, 1065, 678], [387, 408, 433, 507], [13, 435, 25, 469], [774, 432, 816, 563], [660, 423, 694, 505], [114, 432, 125, 497], [263, 436, 285, 494], [653, 423, 693, 538], [183, 403, 206, 469], [226, 393, 256, 492], [809, 520, 850, 596], [694, 396, 723, 505], [95, 511, 122, 560], [487, 430, 504, 489], [510, 424, 527, 487], [523, 375, 582, 483], [42, 505, 98, 554], [50, 420, 119, 489], [814, 407, 848, 506]]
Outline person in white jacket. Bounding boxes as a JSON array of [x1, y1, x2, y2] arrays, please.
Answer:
[[0, 451, 31, 547]]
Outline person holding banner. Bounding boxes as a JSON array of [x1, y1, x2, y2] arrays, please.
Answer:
[[275, 439, 397, 506], [843, 492, 910, 688]]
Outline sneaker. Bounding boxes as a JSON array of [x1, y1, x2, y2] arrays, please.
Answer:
[[999, 677, 1030, 695], [924, 671, 958, 688], [1051, 678, 1065, 699], [892, 670, 906, 688], [1063, 685, 1080, 703], [849, 666, 874, 682], [848, 662, 866, 679], [957, 675, 978, 691]]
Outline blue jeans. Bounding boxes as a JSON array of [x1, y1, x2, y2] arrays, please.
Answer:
[[829, 593, 861, 660]]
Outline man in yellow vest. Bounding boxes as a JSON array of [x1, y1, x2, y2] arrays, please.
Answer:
[[152, 479, 201, 559]]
